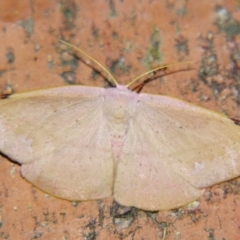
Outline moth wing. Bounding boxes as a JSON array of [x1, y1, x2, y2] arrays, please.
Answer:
[[114, 106, 203, 211], [114, 94, 240, 211], [140, 94, 240, 187], [0, 86, 113, 200]]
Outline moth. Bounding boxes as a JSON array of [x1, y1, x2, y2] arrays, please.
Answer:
[[0, 41, 240, 211]]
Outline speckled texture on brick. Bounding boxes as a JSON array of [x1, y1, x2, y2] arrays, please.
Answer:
[[0, 0, 240, 239]]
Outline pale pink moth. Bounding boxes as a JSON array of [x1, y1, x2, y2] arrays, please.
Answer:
[[0, 41, 240, 211]]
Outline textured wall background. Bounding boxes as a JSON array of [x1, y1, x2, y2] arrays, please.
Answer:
[[0, 0, 240, 239]]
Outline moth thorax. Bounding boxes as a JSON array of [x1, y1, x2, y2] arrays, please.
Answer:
[[104, 88, 135, 141], [107, 104, 131, 160], [108, 104, 130, 138], [113, 105, 127, 122]]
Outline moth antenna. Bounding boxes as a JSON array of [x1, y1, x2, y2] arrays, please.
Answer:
[[59, 39, 119, 87], [126, 62, 193, 88]]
